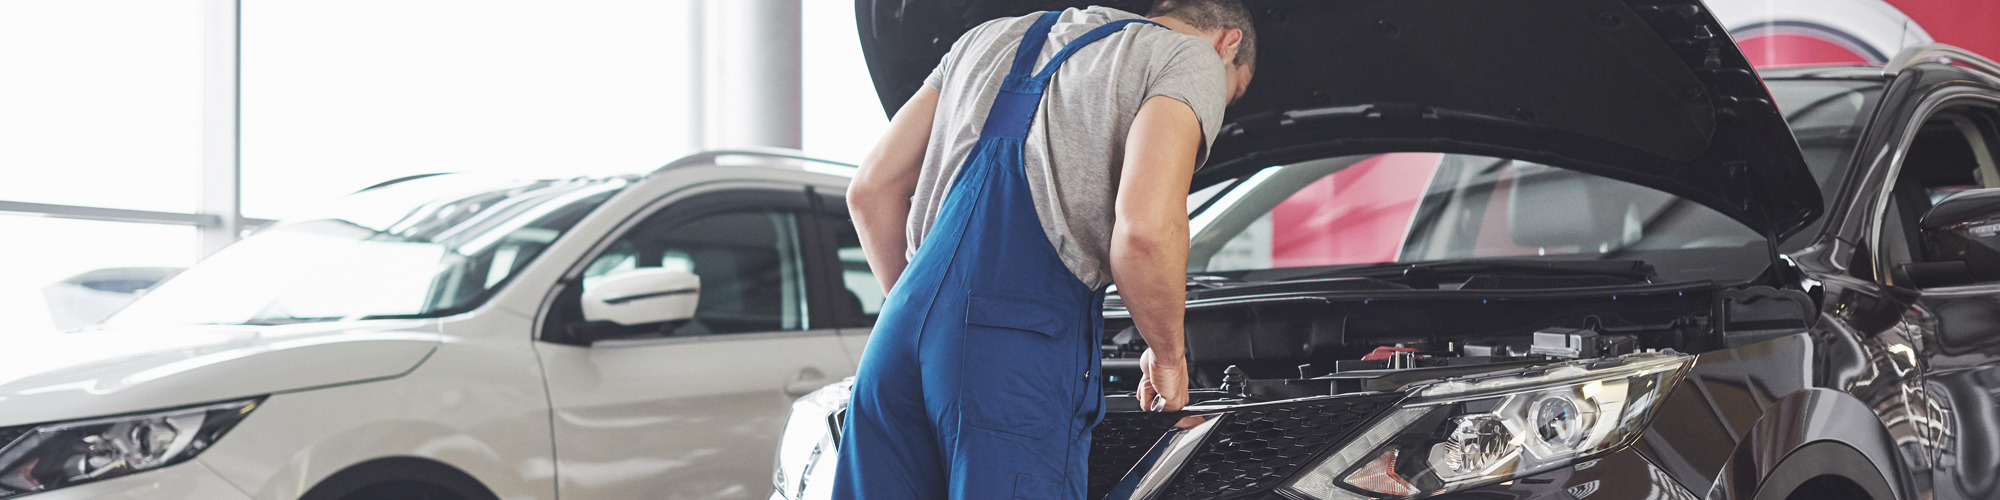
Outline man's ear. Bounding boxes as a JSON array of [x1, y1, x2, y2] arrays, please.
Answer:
[[1214, 28, 1244, 64]]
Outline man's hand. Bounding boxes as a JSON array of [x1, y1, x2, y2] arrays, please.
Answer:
[[1136, 348, 1189, 412]]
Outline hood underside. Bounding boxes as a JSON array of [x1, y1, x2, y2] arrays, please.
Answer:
[[858, 0, 1824, 238]]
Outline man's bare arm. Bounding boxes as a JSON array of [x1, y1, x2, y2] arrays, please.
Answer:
[[850, 87, 940, 294], [1113, 95, 1201, 412]]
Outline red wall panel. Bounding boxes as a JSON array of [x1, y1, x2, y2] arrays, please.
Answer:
[[1888, 0, 2000, 60]]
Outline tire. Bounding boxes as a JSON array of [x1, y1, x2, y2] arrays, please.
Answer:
[[1755, 442, 1895, 500], [339, 480, 467, 500], [300, 458, 499, 500], [1785, 475, 1875, 500]]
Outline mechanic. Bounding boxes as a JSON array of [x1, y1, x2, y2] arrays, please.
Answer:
[[835, 1, 1256, 498]]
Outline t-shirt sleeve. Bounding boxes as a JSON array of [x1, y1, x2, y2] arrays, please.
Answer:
[[1144, 37, 1230, 170], [924, 17, 1008, 91], [922, 44, 954, 90]]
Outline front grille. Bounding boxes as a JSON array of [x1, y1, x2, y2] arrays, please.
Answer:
[[1161, 393, 1401, 500], [1088, 412, 1187, 499]]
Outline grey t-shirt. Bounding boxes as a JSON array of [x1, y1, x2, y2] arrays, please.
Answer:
[[910, 6, 1228, 289]]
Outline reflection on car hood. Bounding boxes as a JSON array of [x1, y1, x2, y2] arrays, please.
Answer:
[[0, 321, 439, 426], [857, 0, 1822, 238]]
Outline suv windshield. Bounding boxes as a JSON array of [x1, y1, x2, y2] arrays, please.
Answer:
[[1182, 78, 1885, 286], [1188, 153, 1770, 284], [1766, 77, 1884, 250], [103, 175, 625, 327]]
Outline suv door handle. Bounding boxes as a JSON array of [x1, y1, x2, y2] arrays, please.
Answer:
[[784, 367, 829, 397]]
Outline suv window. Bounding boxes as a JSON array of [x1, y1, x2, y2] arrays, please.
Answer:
[[585, 208, 809, 335], [1881, 105, 2000, 285], [825, 217, 885, 326]]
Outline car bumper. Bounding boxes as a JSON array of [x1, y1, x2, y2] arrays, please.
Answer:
[[30, 461, 252, 500]]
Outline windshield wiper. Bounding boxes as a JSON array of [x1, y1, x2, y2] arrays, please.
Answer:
[[1278, 258, 1656, 283]]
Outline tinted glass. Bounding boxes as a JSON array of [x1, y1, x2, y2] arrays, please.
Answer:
[[825, 217, 885, 326], [586, 209, 809, 334], [1766, 78, 1884, 249], [1766, 78, 1882, 190], [1190, 153, 1770, 283]]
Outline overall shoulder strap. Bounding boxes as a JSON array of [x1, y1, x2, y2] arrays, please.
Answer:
[[1031, 19, 1163, 83], [1000, 12, 1063, 86], [979, 13, 1158, 139]]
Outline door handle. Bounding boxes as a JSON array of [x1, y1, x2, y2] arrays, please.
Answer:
[[784, 367, 829, 398]]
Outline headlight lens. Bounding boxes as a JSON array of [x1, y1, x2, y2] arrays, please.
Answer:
[[773, 379, 851, 500], [1285, 352, 1690, 499], [0, 398, 263, 498]]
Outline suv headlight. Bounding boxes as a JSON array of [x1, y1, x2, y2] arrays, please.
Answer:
[[0, 397, 263, 498], [774, 379, 850, 500], [1285, 352, 1690, 499]]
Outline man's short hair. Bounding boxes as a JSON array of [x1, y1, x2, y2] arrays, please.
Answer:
[[1148, 0, 1257, 71]]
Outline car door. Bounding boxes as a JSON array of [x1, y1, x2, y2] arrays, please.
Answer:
[[1860, 86, 2000, 500], [809, 190, 886, 361], [534, 184, 856, 500]]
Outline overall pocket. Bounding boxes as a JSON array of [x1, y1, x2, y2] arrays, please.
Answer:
[[961, 292, 1078, 439]]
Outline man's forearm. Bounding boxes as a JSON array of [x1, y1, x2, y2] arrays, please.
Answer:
[[1110, 95, 1202, 364], [1110, 222, 1189, 360], [850, 86, 940, 294]]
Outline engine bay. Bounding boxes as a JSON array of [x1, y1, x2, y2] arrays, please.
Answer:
[[1096, 283, 1816, 407]]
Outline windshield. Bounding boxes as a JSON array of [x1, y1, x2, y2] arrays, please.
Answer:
[[1188, 153, 1771, 284], [1765, 78, 1883, 249], [103, 175, 625, 327]]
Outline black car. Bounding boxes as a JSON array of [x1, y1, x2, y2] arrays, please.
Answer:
[[771, 1, 2000, 499]]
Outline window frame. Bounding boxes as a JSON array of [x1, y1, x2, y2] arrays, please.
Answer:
[[538, 182, 837, 345], [808, 189, 880, 329], [1865, 90, 2000, 288]]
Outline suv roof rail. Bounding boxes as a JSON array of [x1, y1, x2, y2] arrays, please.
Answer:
[[649, 148, 857, 177], [1887, 43, 2000, 78], [359, 172, 454, 192]]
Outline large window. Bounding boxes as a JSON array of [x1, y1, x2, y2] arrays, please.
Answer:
[[238, 0, 696, 219], [0, 1, 206, 337], [801, 0, 888, 164], [0, 217, 196, 334], [0, 0, 204, 212], [1, 0, 876, 336]]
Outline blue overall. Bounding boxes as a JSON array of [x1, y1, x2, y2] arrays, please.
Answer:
[[834, 12, 1161, 500]]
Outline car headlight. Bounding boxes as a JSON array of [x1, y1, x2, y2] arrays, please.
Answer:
[[0, 397, 263, 498], [773, 379, 850, 500], [1285, 352, 1690, 499]]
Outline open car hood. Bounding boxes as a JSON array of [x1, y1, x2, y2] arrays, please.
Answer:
[[857, 0, 1822, 238]]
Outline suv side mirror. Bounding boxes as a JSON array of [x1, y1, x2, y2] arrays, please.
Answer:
[[581, 268, 701, 327], [1909, 188, 2000, 288]]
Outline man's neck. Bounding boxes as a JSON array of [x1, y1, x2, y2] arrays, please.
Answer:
[[1147, 16, 1206, 38]]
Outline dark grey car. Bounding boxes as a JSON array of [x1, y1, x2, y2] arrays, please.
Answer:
[[772, 1, 2000, 499]]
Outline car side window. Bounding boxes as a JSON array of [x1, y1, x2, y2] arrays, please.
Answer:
[[584, 208, 809, 335], [825, 217, 885, 326], [1880, 105, 2000, 285]]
